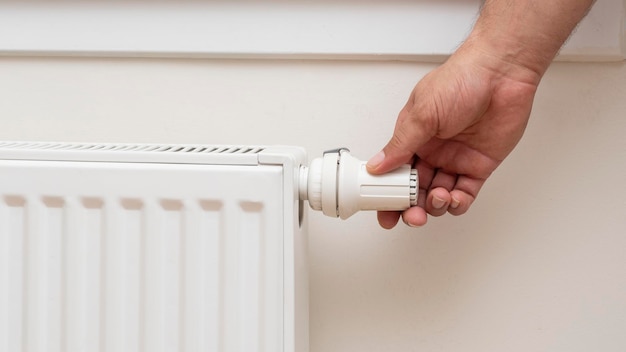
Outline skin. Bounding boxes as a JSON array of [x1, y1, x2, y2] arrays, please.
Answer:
[[366, 0, 596, 228]]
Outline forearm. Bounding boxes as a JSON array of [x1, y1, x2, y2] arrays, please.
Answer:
[[461, 0, 595, 82]]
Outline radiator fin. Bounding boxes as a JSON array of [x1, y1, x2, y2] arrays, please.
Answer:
[[26, 197, 65, 352], [104, 198, 143, 352], [183, 200, 223, 352], [1, 196, 26, 352]]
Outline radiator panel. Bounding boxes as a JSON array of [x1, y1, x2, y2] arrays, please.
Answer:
[[0, 159, 287, 352]]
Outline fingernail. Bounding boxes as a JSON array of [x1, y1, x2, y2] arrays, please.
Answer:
[[367, 151, 385, 169], [402, 217, 422, 228], [432, 196, 446, 209], [450, 197, 460, 209]]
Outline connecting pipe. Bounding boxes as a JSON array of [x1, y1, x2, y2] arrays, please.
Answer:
[[299, 148, 417, 219]]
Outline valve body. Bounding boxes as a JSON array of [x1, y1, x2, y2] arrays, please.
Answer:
[[300, 149, 417, 219]]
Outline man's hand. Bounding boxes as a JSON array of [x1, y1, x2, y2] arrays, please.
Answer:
[[367, 45, 539, 228], [367, 0, 595, 229]]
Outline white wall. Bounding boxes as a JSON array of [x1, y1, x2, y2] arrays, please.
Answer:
[[1, 57, 625, 351]]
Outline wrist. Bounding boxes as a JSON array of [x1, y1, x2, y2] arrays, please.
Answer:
[[463, 26, 554, 81], [451, 36, 544, 89], [457, 0, 595, 85]]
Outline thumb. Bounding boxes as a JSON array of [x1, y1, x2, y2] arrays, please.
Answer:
[[366, 109, 435, 175]]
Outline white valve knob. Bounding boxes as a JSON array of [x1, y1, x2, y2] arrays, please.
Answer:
[[300, 148, 418, 219]]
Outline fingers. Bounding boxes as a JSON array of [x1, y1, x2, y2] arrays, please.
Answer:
[[426, 174, 484, 217], [367, 104, 437, 175], [377, 211, 401, 230], [375, 171, 485, 228], [426, 187, 452, 217], [425, 169, 456, 216], [377, 206, 428, 229], [448, 189, 475, 216], [447, 175, 483, 215], [401, 206, 428, 227]]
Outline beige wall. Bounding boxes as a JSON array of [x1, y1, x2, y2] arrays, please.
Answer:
[[1, 57, 625, 351]]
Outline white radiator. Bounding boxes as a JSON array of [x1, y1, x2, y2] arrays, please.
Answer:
[[0, 142, 309, 352]]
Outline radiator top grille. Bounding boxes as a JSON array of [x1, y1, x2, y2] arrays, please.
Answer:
[[0, 142, 264, 154], [0, 142, 268, 165]]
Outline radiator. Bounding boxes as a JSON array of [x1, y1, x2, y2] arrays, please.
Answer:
[[0, 142, 418, 352], [0, 142, 309, 352]]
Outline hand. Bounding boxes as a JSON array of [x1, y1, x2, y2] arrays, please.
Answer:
[[366, 44, 541, 228]]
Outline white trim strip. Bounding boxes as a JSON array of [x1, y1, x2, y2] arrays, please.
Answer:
[[0, 1, 622, 62]]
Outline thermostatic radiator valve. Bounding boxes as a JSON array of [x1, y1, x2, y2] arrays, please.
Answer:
[[299, 148, 418, 219]]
